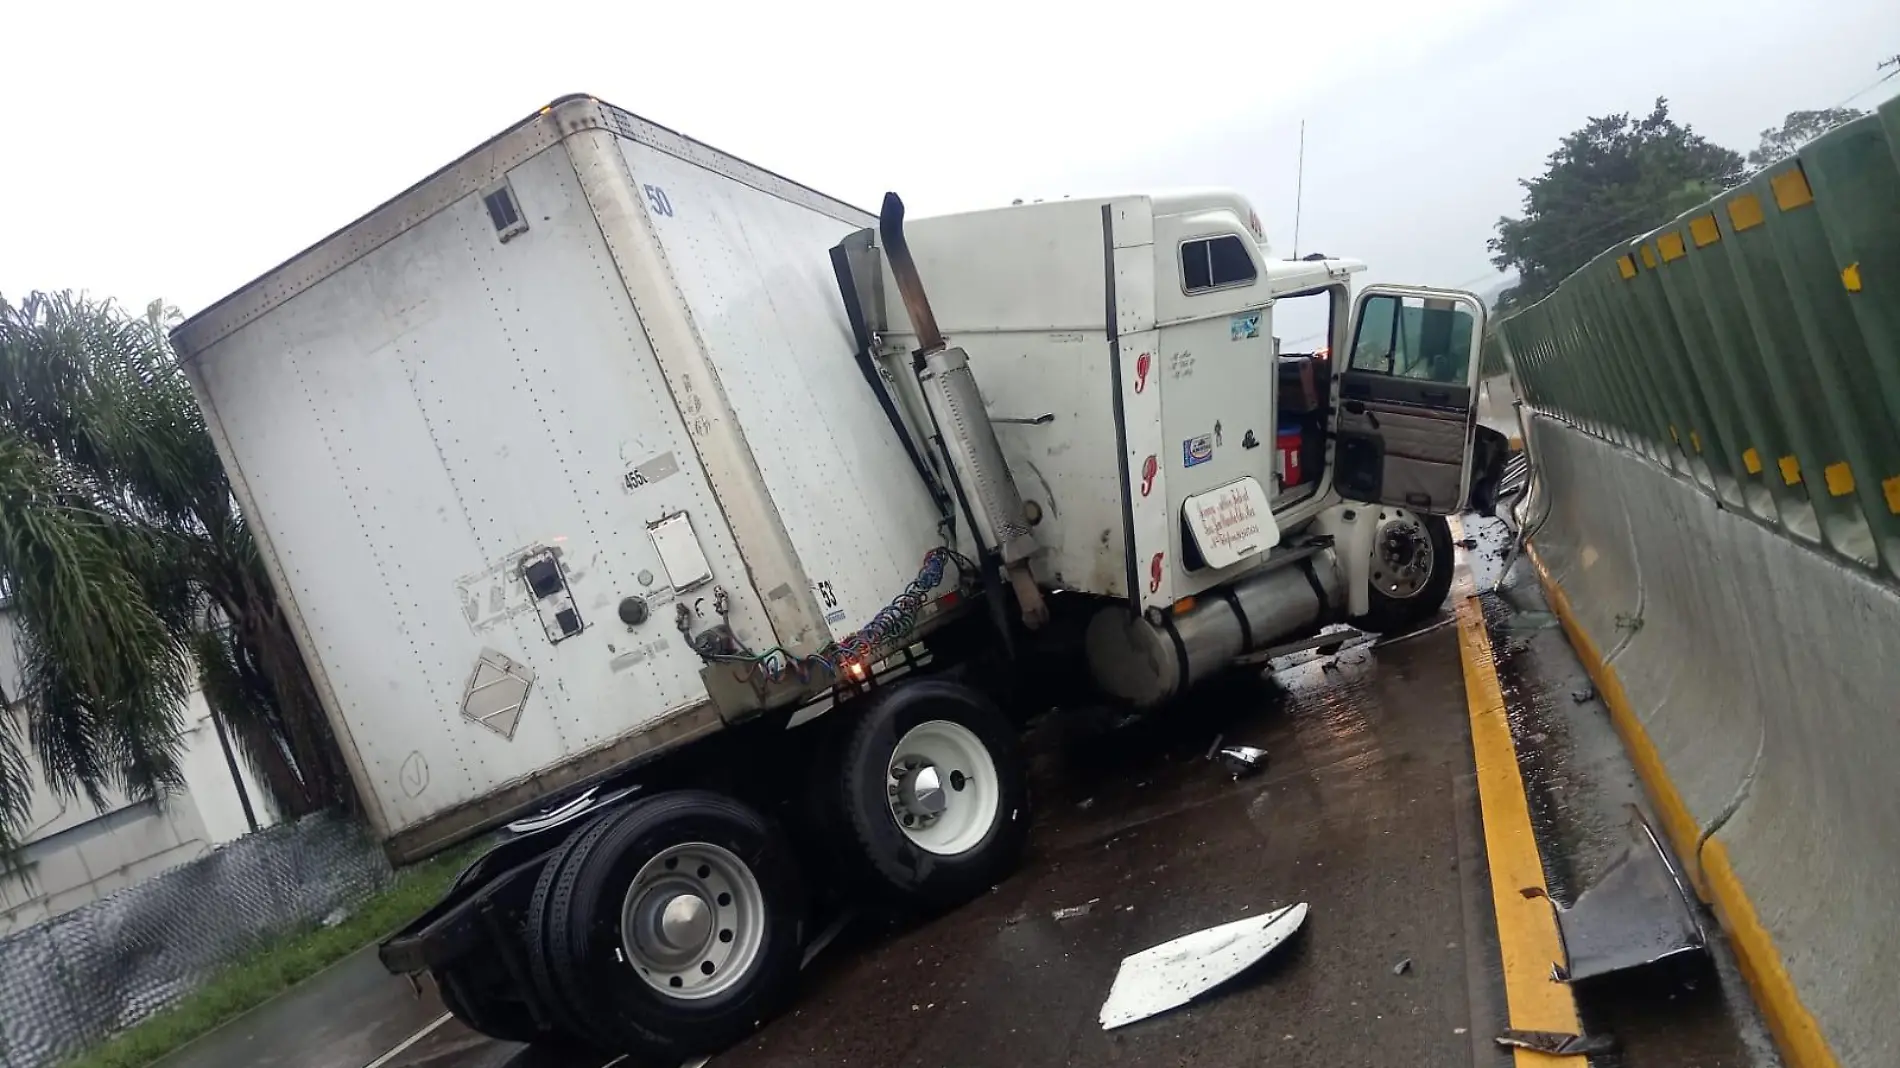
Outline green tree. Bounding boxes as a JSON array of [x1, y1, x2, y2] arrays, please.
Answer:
[[1748, 107, 1866, 168], [1487, 98, 1745, 306], [0, 292, 352, 857]]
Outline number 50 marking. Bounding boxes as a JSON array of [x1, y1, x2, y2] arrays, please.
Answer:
[[643, 184, 675, 217]]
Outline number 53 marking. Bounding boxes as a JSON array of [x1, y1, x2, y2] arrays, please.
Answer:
[[643, 184, 675, 217]]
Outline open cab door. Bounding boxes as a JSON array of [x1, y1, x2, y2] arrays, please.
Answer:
[[1333, 285, 1488, 513]]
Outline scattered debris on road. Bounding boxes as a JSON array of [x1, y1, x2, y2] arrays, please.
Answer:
[[1392, 957, 1412, 976], [1098, 902, 1309, 1030], [1218, 746, 1269, 778], [1456, 537, 1479, 550], [1373, 615, 1455, 647], [1571, 685, 1595, 703], [1495, 1028, 1616, 1056], [1052, 898, 1101, 921], [1550, 806, 1707, 982]]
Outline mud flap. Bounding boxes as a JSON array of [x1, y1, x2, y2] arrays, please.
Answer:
[[1466, 425, 1511, 517]]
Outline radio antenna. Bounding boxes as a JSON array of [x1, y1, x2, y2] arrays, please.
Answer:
[[1292, 120, 1306, 259]]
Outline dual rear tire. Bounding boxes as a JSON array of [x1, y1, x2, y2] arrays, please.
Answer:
[[440, 678, 1028, 1063], [523, 791, 806, 1060]]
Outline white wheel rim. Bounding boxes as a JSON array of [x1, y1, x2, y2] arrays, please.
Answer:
[[1369, 509, 1434, 600], [886, 719, 1001, 856], [620, 842, 766, 1001]]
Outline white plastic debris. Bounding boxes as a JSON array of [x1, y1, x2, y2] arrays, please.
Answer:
[[1218, 746, 1269, 778], [1053, 898, 1101, 921], [1098, 902, 1309, 1030]]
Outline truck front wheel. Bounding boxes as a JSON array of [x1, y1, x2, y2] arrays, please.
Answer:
[[827, 679, 1030, 910], [534, 791, 805, 1062], [1350, 510, 1456, 634]]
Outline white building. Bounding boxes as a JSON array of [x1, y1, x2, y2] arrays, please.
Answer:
[[0, 606, 277, 936]]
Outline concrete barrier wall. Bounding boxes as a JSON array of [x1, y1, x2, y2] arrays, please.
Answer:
[[1526, 414, 1900, 1068], [1475, 372, 1521, 446]]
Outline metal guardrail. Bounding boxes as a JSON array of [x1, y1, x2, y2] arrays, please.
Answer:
[[1486, 94, 1900, 579]]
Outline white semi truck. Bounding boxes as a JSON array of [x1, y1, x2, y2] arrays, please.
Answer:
[[171, 94, 1505, 1062]]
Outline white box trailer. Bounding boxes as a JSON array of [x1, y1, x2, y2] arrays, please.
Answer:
[[174, 94, 1505, 1062], [173, 98, 955, 860]]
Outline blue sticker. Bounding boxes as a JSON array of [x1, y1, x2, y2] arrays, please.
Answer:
[[1183, 434, 1214, 467], [1230, 312, 1261, 340]]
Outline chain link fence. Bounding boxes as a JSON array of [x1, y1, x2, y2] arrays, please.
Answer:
[[0, 813, 391, 1068]]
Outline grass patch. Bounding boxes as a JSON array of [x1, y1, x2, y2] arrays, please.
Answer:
[[58, 842, 484, 1068]]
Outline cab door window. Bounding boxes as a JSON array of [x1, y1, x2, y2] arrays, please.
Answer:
[[1348, 294, 1474, 384]]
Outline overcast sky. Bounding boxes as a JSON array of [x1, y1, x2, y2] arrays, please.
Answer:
[[1, 0, 1894, 317]]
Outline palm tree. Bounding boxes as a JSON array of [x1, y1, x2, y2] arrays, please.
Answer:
[[0, 291, 353, 858]]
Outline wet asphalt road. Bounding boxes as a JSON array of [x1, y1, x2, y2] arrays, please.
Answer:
[[208, 618, 1506, 1068], [162, 527, 1778, 1068], [710, 629, 1495, 1068]]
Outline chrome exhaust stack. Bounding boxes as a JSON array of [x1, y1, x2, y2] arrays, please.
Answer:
[[879, 193, 1047, 628]]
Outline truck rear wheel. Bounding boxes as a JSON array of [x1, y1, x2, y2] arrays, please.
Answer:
[[827, 679, 1029, 910], [1350, 509, 1456, 634], [525, 815, 619, 1050], [536, 791, 805, 1062]]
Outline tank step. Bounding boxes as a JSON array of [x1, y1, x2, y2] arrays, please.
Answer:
[[1231, 626, 1370, 667]]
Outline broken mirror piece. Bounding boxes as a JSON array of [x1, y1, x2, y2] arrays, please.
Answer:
[[1550, 805, 1707, 982], [1098, 902, 1309, 1030], [1218, 746, 1269, 778]]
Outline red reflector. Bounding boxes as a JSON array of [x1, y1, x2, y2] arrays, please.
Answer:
[[938, 591, 961, 609]]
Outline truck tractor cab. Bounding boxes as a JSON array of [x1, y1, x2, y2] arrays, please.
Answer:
[[835, 190, 1496, 707]]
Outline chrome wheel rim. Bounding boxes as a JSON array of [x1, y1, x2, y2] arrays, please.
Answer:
[[620, 842, 765, 1000], [1370, 510, 1434, 599]]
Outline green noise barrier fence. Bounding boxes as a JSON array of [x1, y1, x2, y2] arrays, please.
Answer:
[[1488, 94, 1900, 579]]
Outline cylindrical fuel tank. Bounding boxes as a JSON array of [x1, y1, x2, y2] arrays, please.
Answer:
[[1084, 549, 1344, 707]]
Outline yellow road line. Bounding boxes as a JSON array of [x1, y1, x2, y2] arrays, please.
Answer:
[[1524, 546, 1839, 1068], [1453, 594, 1581, 1066]]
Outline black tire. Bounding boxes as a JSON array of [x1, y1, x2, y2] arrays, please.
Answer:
[[539, 791, 806, 1063], [827, 679, 1030, 910], [525, 815, 619, 1051], [437, 967, 544, 1046], [1351, 511, 1456, 634]]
